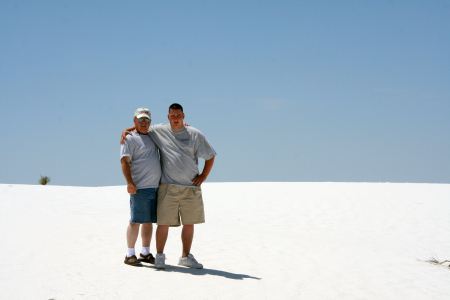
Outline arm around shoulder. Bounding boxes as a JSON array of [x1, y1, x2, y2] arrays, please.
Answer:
[[120, 126, 136, 144]]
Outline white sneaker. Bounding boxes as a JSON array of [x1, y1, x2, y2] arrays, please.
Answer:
[[155, 253, 166, 269], [178, 253, 203, 269]]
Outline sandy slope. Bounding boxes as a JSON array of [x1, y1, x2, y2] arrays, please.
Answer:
[[1, 182, 449, 299]]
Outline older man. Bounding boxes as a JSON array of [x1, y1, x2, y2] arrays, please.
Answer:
[[122, 103, 216, 269], [120, 108, 161, 266]]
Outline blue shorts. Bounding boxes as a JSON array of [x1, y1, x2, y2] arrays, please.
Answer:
[[129, 188, 158, 223]]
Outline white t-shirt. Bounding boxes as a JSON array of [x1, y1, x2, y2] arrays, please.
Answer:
[[148, 124, 217, 187], [120, 131, 161, 189]]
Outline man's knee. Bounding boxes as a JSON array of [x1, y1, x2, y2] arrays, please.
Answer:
[[157, 225, 169, 233]]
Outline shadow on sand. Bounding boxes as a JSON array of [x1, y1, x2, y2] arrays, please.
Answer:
[[142, 264, 261, 280]]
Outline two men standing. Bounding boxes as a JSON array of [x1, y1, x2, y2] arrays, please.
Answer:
[[120, 104, 216, 269]]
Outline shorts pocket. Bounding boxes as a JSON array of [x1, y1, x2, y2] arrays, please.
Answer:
[[192, 187, 202, 198]]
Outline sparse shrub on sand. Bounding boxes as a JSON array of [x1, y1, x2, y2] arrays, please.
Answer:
[[39, 175, 51, 185], [425, 254, 450, 267]]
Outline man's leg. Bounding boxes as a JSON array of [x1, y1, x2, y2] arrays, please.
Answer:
[[137, 223, 155, 263], [181, 224, 194, 257], [154, 225, 169, 269], [178, 224, 202, 268], [156, 225, 169, 254], [139, 188, 157, 261], [141, 223, 153, 247], [126, 223, 140, 250], [125, 223, 143, 265], [177, 186, 204, 268]]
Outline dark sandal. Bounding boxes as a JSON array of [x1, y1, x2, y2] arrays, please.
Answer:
[[138, 253, 155, 264], [124, 255, 143, 267]]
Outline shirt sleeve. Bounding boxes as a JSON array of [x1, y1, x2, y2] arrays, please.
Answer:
[[148, 123, 164, 133], [120, 139, 133, 161], [195, 133, 217, 160]]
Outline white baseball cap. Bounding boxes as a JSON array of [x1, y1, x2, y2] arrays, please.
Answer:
[[134, 107, 151, 119]]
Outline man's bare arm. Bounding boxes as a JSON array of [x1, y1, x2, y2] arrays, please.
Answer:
[[120, 123, 190, 144], [120, 126, 136, 145], [121, 156, 137, 194], [192, 156, 215, 187]]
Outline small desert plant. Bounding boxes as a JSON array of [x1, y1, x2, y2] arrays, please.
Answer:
[[425, 254, 450, 267], [39, 175, 51, 185]]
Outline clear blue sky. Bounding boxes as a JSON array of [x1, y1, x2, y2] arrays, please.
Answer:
[[1, 0, 449, 186]]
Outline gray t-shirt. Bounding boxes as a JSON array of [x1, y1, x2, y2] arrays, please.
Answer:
[[120, 131, 161, 189], [148, 124, 217, 187]]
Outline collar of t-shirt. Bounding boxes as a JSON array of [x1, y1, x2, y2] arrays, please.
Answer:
[[168, 125, 186, 134], [136, 131, 149, 137]]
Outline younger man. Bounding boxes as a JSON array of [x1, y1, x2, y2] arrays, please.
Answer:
[[120, 108, 161, 266]]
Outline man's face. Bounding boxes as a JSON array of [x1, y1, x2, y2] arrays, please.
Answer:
[[134, 116, 151, 134], [168, 108, 185, 130]]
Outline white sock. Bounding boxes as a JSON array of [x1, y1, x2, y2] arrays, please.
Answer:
[[141, 247, 150, 256], [127, 248, 135, 258]]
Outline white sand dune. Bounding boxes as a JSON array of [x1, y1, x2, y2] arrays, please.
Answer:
[[1, 182, 449, 299]]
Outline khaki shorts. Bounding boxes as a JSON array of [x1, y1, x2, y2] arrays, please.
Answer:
[[157, 182, 205, 226]]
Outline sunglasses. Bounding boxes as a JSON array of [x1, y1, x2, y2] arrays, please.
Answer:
[[137, 117, 151, 122]]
